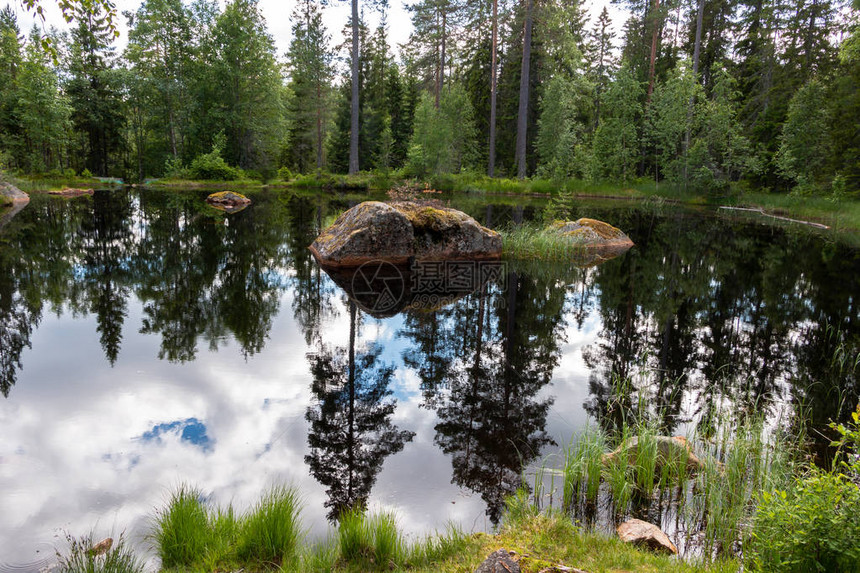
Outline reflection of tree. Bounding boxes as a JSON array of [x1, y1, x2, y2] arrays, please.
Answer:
[[0, 253, 39, 396], [306, 302, 415, 520], [578, 209, 859, 458], [406, 267, 562, 523], [79, 191, 133, 364], [132, 191, 290, 361], [286, 195, 339, 346]]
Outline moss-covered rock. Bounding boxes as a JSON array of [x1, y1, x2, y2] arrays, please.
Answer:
[[205, 191, 251, 213], [310, 201, 502, 267], [549, 218, 634, 258]]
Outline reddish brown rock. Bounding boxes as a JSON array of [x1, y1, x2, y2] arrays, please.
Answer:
[[616, 519, 678, 555], [86, 537, 113, 556]]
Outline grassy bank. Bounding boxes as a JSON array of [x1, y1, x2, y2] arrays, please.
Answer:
[[58, 487, 739, 573], [10, 174, 121, 192], [53, 405, 860, 573]]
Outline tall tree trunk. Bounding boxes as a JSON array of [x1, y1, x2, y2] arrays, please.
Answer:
[[440, 11, 446, 98], [647, 0, 661, 101], [515, 0, 533, 180], [488, 0, 498, 177], [349, 0, 359, 174], [316, 82, 324, 169], [683, 0, 705, 187]]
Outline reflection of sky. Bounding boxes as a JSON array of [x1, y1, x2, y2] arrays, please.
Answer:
[[0, 280, 599, 567], [139, 418, 213, 452]]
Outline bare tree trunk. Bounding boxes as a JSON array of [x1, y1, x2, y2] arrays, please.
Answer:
[[647, 0, 661, 101], [488, 0, 498, 177], [515, 0, 533, 180], [440, 11, 446, 98], [349, 0, 359, 174], [316, 82, 324, 169], [683, 0, 705, 187]]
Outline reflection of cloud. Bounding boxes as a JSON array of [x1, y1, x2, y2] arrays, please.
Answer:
[[139, 418, 213, 452]]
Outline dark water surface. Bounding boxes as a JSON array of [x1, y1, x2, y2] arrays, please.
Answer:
[[0, 189, 858, 567]]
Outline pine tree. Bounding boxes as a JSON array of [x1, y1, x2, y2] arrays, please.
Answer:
[[207, 0, 284, 172], [124, 0, 194, 167], [65, 0, 125, 176], [285, 0, 333, 173]]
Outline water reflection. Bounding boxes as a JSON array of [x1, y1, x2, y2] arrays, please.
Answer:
[[306, 302, 415, 520], [0, 190, 858, 563]]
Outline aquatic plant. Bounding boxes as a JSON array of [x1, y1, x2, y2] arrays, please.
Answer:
[[550, 413, 802, 560], [56, 532, 144, 573]]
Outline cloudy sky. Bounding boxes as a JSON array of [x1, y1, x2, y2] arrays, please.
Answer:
[[9, 0, 629, 61]]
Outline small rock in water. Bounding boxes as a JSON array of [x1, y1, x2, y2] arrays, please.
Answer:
[[49, 188, 94, 197], [86, 537, 113, 557], [616, 519, 677, 555], [474, 549, 520, 573], [205, 191, 251, 213]]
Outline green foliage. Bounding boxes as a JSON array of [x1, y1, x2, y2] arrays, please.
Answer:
[[152, 485, 212, 567], [748, 471, 860, 572], [590, 66, 642, 182], [777, 80, 831, 191], [406, 85, 477, 177], [646, 60, 701, 184], [277, 166, 293, 181], [536, 74, 593, 179], [500, 222, 589, 262], [337, 508, 406, 570], [189, 152, 240, 181], [235, 485, 304, 567], [55, 532, 143, 573], [188, 135, 241, 181]]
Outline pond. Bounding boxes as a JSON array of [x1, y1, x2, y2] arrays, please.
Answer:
[[0, 189, 858, 568]]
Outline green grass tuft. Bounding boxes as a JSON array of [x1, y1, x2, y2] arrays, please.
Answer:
[[236, 484, 304, 567], [500, 222, 589, 262], [152, 485, 212, 568]]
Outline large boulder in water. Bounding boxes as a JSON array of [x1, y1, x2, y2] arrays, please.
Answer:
[[310, 201, 502, 268]]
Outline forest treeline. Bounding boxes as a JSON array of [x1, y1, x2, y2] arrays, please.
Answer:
[[0, 0, 858, 195]]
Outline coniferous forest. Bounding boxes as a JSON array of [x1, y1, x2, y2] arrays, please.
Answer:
[[0, 0, 858, 196]]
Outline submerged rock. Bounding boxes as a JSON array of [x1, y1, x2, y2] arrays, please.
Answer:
[[602, 435, 705, 473], [475, 549, 521, 573], [310, 201, 502, 268], [49, 187, 94, 197], [205, 191, 251, 213], [616, 519, 678, 555]]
